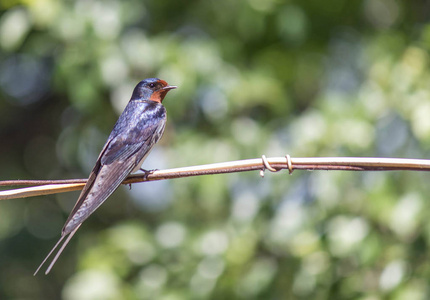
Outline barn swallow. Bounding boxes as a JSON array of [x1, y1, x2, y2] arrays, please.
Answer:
[[34, 78, 176, 275]]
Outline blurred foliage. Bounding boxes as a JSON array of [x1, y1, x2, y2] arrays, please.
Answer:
[[1, 0, 430, 299]]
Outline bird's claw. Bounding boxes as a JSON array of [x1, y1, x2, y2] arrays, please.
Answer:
[[140, 168, 159, 180]]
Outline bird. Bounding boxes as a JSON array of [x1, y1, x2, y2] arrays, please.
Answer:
[[34, 78, 176, 275]]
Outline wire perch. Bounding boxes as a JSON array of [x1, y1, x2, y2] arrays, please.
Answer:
[[2, 155, 430, 201]]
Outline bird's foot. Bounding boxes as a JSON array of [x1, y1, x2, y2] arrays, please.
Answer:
[[140, 168, 159, 180]]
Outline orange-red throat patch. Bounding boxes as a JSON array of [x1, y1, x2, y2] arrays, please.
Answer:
[[149, 83, 176, 103]]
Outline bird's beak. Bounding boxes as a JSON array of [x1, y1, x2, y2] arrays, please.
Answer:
[[163, 85, 177, 91]]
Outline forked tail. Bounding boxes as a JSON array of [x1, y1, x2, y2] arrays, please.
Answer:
[[34, 224, 81, 275]]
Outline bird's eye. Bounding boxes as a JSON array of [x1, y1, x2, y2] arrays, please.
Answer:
[[149, 83, 156, 88]]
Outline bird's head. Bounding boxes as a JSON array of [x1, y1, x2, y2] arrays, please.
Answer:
[[131, 78, 177, 103]]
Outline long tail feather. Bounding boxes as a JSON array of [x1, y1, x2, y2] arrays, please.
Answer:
[[33, 224, 81, 275], [34, 234, 66, 276], [45, 225, 81, 275]]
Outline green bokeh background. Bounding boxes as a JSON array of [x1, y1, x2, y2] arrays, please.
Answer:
[[1, 0, 430, 299]]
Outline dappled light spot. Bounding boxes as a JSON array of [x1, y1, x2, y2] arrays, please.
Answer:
[[155, 222, 186, 248], [63, 270, 122, 300]]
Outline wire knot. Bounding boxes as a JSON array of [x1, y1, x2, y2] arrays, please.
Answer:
[[286, 154, 294, 174], [260, 154, 294, 177], [260, 155, 278, 177]]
